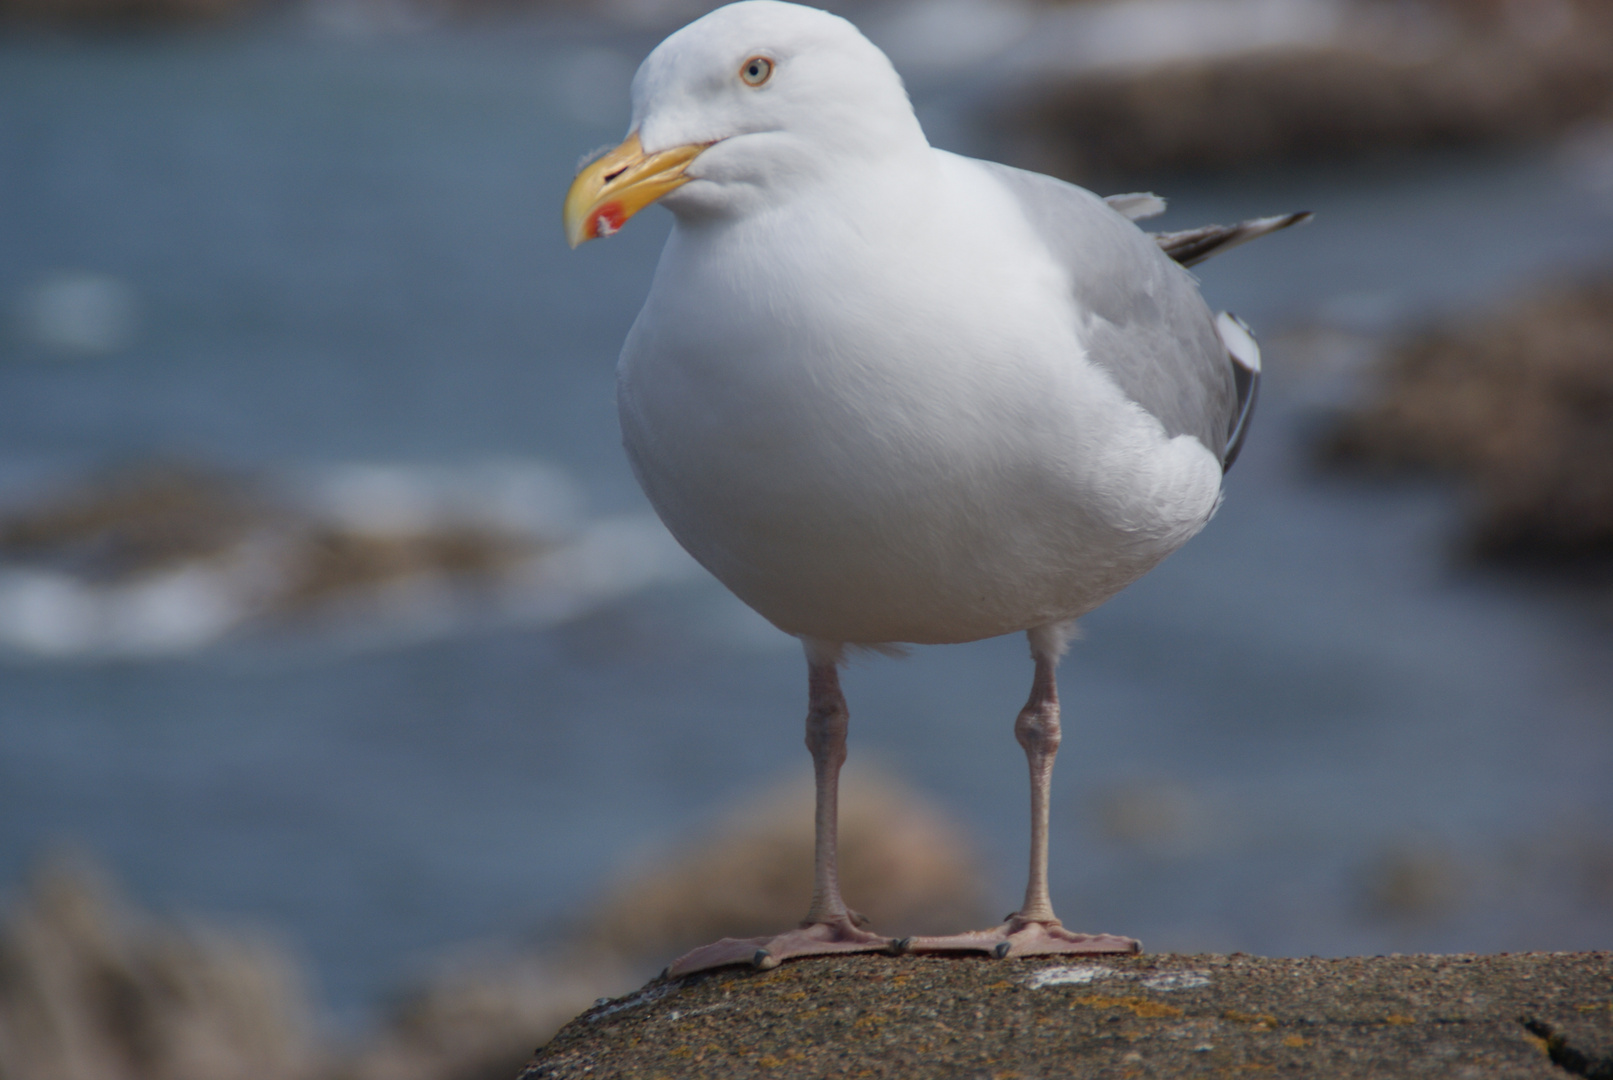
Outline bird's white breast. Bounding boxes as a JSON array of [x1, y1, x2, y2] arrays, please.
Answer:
[[618, 151, 1223, 645]]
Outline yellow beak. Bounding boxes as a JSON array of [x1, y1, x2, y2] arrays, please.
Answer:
[[563, 132, 711, 248]]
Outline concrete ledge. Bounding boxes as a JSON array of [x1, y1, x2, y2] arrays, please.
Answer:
[[521, 952, 1612, 1079]]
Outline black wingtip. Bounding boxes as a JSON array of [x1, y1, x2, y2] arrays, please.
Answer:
[[1222, 367, 1259, 473], [1154, 209, 1313, 268]]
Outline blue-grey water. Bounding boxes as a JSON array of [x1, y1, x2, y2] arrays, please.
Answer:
[[2, 16, 1612, 1031]]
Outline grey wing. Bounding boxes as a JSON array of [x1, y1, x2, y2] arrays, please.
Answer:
[[978, 160, 1242, 465]]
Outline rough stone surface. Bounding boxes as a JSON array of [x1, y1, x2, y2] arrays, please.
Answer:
[[520, 951, 1612, 1079]]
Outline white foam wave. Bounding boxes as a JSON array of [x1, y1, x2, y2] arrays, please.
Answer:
[[0, 460, 704, 661], [298, 459, 582, 538]]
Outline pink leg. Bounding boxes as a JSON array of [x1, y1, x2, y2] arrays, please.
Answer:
[[667, 643, 896, 976], [1016, 642, 1064, 925], [905, 624, 1139, 959]]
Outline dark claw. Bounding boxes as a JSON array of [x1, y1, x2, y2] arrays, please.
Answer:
[[890, 937, 912, 955], [993, 942, 1012, 959], [753, 948, 780, 970]]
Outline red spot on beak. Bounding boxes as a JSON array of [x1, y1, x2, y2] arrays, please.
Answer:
[[591, 203, 627, 240]]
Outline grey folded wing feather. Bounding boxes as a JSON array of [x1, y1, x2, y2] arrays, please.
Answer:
[[979, 160, 1245, 466]]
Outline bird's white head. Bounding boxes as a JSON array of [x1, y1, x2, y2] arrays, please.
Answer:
[[564, 1, 925, 247]]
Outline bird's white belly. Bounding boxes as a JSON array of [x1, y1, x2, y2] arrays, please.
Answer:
[[618, 199, 1223, 645]]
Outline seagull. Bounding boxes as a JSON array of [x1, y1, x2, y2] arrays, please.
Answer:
[[563, 0, 1308, 976]]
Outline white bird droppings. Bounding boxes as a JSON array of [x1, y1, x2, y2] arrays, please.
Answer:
[[1026, 964, 1120, 989], [1027, 965, 1212, 991]]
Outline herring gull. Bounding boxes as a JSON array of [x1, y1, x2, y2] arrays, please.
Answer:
[[562, 0, 1309, 976]]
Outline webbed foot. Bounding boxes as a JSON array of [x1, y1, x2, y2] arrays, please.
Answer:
[[667, 916, 899, 976]]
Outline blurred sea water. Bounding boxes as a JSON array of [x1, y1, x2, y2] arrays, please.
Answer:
[[2, 12, 1612, 1030]]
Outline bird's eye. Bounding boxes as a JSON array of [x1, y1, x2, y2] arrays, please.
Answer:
[[739, 56, 774, 87]]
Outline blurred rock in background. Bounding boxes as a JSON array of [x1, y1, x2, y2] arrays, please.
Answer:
[[0, 855, 324, 1080], [0, 768, 989, 1080], [1355, 839, 1465, 924], [1317, 274, 1613, 571], [578, 766, 991, 963], [347, 951, 632, 1080], [986, 0, 1613, 183]]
